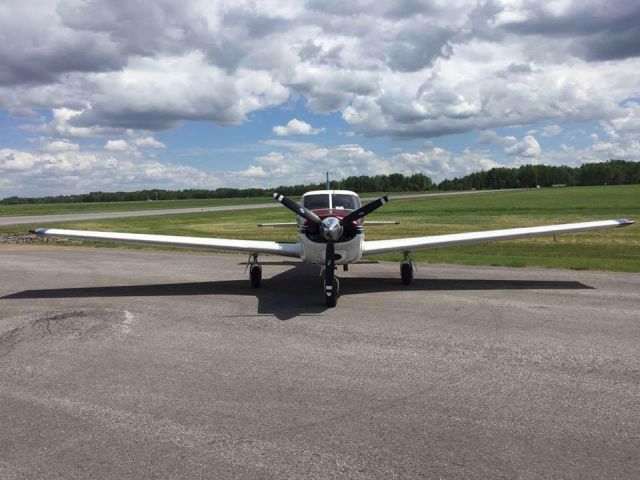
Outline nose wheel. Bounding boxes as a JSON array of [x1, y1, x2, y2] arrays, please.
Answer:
[[401, 251, 414, 285], [323, 241, 340, 307], [324, 277, 339, 307]]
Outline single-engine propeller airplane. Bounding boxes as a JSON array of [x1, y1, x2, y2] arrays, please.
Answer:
[[32, 190, 634, 307]]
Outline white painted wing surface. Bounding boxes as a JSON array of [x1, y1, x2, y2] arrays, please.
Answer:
[[362, 219, 635, 256], [32, 228, 301, 258]]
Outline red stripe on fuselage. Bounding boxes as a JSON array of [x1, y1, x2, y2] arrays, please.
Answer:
[[303, 209, 361, 228]]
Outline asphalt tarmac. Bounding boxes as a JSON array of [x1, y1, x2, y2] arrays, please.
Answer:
[[1, 246, 639, 479]]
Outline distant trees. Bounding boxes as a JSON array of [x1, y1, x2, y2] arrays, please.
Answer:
[[336, 173, 433, 193], [1, 160, 638, 204], [0, 188, 270, 205], [437, 160, 640, 190], [249, 173, 434, 197]]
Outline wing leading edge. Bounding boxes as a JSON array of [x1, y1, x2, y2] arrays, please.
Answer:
[[362, 219, 634, 256], [31, 228, 301, 258]]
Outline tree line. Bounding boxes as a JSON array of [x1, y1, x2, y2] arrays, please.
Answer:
[[438, 160, 640, 190], [1, 160, 638, 204]]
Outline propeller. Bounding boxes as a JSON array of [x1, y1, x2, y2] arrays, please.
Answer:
[[272, 192, 322, 226], [341, 195, 389, 226]]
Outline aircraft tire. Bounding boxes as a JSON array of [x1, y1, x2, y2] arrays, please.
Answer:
[[325, 278, 339, 307], [250, 265, 262, 288], [401, 262, 413, 285]]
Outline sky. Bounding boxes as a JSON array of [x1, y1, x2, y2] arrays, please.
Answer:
[[1, 0, 639, 198]]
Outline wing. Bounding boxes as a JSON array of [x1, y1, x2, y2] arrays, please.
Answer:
[[362, 219, 634, 256], [31, 228, 301, 258]]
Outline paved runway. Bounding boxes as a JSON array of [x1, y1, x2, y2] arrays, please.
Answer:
[[1, 246, 639, 479]]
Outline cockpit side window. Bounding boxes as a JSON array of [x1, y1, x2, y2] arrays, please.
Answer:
[[302, 194, 330, 210], [332, 194, 360, 210]]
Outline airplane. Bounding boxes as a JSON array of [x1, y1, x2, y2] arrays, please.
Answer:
[[31, 189, 634, 307]]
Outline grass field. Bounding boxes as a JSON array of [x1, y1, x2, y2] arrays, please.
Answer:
[[2, 185, 639, 272]]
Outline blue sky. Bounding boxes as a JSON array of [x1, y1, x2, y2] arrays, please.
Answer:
[[1, 1, 639, 197]]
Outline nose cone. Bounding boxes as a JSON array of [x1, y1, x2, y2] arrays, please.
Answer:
[[321, 217, 343, 241]]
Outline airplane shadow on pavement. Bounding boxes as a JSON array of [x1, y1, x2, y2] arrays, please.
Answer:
[[2, 263, 593, 321]]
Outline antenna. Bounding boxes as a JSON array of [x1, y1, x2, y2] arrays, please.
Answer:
[[325, 171, 330, 190]]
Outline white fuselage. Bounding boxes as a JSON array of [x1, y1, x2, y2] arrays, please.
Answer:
[[300, 231, 363, 265], [296, 189, 365, 265]]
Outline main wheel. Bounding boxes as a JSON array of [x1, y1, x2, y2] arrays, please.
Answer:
[[401, 262, 413, 285], [324, 277, 339, 307], [250, 265, 262, 288]]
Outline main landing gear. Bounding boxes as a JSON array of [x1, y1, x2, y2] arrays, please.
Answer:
[[401, 251, 414, 285], [248, 253, 262, 288]]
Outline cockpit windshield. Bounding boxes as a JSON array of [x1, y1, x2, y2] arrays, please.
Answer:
[[302, 194, 330, 210], [332, 194, 360, 210], [301, 193, 361, 210]]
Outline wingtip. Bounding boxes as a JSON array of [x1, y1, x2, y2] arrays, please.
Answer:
[[616, 219, 635, 227], [29, 228, 45, 235]]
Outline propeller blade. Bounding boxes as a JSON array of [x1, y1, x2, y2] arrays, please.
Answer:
[[325, 241, 335, 296], [341, 195, 389, 225], [272, 192, 322, 226]]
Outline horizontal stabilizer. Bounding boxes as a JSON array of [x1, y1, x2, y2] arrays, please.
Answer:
[[257, 222, 297, 227]]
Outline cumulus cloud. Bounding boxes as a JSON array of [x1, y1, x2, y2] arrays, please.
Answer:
[[536, 136, 640, 168], [541, 125, 563, 137], [0, 2, 123, 86], [477, 130, 504, 145], [32, 108, 125, 138], [505, 135, 541, 158], [104, 139, 129, 151], [0, 0, 638, 141], [225, 141, 504, 188], [2, 131, 638, 197], [477, 131, 541, 158], [0, 147, 220, 197], [488, 1, 640, 62], [601, 103, 640, 139], [133, 136, 166, 148], [273, 118, 325, 136], [238, 142, 392, 186], [43, 139, 80, 152], [2, 0, 640, 198]]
